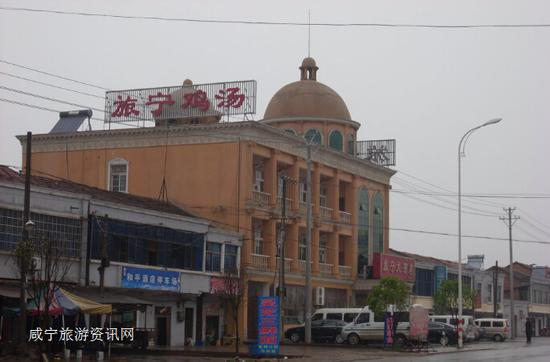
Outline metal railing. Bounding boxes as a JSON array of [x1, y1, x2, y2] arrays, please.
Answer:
[[252, 190, 271, 208], [275, 256, 292, 273], [250, 254, 270, 271], [320, 263, 333, 277], [339, 211, 351, 224], [339, 265, 352, 279], [297, 260, 307, 274], [320, 206, 333, 220], [276, 197, 293, 213]]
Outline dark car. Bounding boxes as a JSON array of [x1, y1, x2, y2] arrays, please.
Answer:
[[285, 319, 349, 343], [428, 321, 458, 346]]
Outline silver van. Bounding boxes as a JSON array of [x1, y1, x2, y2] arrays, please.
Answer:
[[340, 307, 410, 345], [429, 315, 476, 342], [473, 318, 509, 341], [311, 308, 363, 324]]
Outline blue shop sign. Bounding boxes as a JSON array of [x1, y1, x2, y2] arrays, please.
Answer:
[[121, 266, 180, 292], [252, 296, 280, 357]]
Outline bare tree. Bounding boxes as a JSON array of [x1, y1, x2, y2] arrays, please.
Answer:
[[25, 231, 71, 352], [213, 270, 245, 356]]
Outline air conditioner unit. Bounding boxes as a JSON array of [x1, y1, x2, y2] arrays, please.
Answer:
[[315, 287, 325, 306]]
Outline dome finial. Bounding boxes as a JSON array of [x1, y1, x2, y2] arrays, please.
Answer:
[[300, 57, 318, 81]]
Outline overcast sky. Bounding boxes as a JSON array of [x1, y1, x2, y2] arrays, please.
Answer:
[[1, 0, 549, 268]]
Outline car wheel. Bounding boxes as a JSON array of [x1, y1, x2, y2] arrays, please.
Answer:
[[348, 333, 360, 346], [494, 334, 503, 342], [290, 332, 301, 343], [395, 334, 407, 346], [440, 335, 449, 346], [335, 334, 345, 344]]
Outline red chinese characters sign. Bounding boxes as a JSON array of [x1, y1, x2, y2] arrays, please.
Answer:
[[105, 80, 256, 124], [372, 253, 415, 282]]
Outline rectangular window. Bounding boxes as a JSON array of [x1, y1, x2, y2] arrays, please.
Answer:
[[253, 222, 263, 255], [320, 186, 328, 207], [326, 313, 342, 320], [414, 268, 434, 296], [145, 240, 157, 266], [493, 321, 504, 327], [224, 244, 238, 272], [319, 233, 327, 264], [480, 321, 491, 327], [205, 242, 222, 272], [253, 169, 264, 192], [110, 163, 127, 192], [298, 229, 306, 261], [299, 183, 307, 203], [487, 284, 493, 303]]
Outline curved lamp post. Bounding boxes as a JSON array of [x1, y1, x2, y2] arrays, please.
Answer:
[[457, 118, 502, 348]]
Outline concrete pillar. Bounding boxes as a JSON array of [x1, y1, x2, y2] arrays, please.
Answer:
[[265, 219, 277, 269], [312, 164, 320, 215], [329, 231, 339, 277], [312, 227, 320, 274], [350, 177, 359, 278], [264, 152, 278, 207]]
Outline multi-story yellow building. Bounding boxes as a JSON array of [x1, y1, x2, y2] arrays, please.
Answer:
[[20, 58, 395, 340]]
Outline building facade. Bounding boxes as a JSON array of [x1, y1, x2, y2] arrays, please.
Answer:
[[0, 165, 241, 347], [18, 58, 396, 339]]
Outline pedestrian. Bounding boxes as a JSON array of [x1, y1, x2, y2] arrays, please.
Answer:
[[525, 318, 532, 343]]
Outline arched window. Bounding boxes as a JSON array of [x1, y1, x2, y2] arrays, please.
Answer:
[[358, 188, 369, 277], [304, 129, 322, 145], [284, 128, 297, 136], [373, 193, 384, 253], [328, 130, 343, 151], [108, 158, 128, 193], [347, 134, 355, 156]]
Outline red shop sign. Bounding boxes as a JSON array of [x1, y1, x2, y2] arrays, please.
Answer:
[[372, 253, 415, 282]]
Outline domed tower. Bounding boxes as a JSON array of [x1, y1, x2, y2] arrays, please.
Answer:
[[262, 58, 360, 154]]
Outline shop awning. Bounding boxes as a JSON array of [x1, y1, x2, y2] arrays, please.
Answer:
[[26, 287, 111, 316]]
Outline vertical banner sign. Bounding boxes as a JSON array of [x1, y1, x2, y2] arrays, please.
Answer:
[[434, 265, 447, 293], [256, 296, 280, 356], [384, 314, 394, 346]]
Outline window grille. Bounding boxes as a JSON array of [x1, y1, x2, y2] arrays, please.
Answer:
[[205, 242, 222, 272], [0, 208, 81, 257], [319, 233, 328, 264], [110, 163, 127, 192]]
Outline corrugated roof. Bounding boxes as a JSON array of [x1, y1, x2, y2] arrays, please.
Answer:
[[0, 164, 195, 218]]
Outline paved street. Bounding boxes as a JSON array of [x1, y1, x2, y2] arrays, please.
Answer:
[[107, 338, 549, 362]]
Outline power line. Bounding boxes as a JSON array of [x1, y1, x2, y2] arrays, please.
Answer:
[[0, 85, 104, 113], [0, 59, 109, 91], [2, 6, 550, 28], [0, 71, 106, 99], [0, 97, 139, 128], [392, 189, 550, 199]]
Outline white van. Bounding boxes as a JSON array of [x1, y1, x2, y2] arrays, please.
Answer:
[[340, 307, 410, 345], [311, 308, 363, 324], [473, 318, 509, 341], [429, 315, 476, 341]]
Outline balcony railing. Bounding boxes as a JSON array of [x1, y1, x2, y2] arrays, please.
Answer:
[[320, 206, 333, 220], [339, 211, 351, 224], [276, 257, 292, 273], [297, 260, 307, 274], [339, 265, 352, 279], [250, 254, 270, 272], [252, 190, 271, 208], [320, 263, 333, 277], [299, 201, 314, 216], [276, 197, 293, 214]]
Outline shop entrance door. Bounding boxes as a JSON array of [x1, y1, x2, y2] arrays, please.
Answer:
[[205, 316, 219, 345], [184, 308, 194, 343], [155, 306, 171, 346]]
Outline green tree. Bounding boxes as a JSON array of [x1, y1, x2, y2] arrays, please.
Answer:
[[366, 276, 410, 343], [433, 279, 475, 318]]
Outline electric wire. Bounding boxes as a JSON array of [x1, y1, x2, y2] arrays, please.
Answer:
[[2, 6, 550, 28], [0, 71, 106, 99]]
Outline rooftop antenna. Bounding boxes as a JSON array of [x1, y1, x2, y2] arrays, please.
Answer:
[[308, 9, 311, 57]]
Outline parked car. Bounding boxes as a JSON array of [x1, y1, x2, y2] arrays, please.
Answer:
[[285, 319, 349, 343], [428, 321, 458, 346], [429, 315, 476, 342], [311, 308, 363, 324], [473, 318, 509, 342], [340, 307, 410, 345]]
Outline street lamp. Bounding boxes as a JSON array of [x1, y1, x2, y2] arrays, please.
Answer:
[[457, 118, 502, 348]]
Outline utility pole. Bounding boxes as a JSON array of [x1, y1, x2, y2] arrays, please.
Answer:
[[98, 215, 110, 295], [278, 176, 287, 341], [305, 144, 313, 344], [500, 207, 519, 338], [18, 131, 32, 346], [493, 261, 498, 318]]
